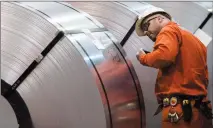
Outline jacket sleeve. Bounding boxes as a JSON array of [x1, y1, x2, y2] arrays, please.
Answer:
[[138, 27, 180, 69]]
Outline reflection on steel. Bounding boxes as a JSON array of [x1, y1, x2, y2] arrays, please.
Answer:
[[1, 2, 145, 128], [68, 30, 144, 128]]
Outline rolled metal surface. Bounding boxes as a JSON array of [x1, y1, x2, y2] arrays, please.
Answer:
[[1, 2, 144, 128], [0, 96, 18, 128]]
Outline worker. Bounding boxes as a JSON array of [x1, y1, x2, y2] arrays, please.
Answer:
[[135, 7, 213, 128]]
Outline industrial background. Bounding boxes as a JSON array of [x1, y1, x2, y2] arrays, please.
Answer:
[[1, 2, 212, 128]]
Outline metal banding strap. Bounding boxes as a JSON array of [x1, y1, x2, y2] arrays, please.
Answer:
[[65, 28, 109, 50], [2, 31, 65, 98], [120, 18, 138, 47], [1, 79, 33, 128], [64, 27, 108, 35], [82, 29, 106, 50]]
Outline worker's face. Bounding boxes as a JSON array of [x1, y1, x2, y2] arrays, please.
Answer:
[[141, 15, 162, 42]]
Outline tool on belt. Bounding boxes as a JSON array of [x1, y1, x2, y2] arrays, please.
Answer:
[[194, 98, 213, 119], [168, 110, 179, 123], [154, 95, 213, 123], [168, 97, 180, 123], [181, 99, 192, 121], [154, 97, 181, 123]]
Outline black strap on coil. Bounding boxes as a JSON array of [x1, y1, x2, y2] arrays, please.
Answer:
[[198, 12, 212, 29], [2, 31, 65, 98], [120, 19, 138, 47]]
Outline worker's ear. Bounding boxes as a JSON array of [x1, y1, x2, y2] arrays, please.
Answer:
[[158, 16, 164, 23]]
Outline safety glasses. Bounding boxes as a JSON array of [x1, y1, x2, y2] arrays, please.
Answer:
[[141, 17, 158, 32]]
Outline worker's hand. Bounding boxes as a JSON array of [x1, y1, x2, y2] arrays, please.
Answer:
[[136, 48, 146, 61]]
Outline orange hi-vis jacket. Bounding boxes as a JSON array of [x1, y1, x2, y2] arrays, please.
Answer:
[[138, 21, 208, 101]]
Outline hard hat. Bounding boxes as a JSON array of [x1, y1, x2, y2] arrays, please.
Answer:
[[135, 7, 171, 36]]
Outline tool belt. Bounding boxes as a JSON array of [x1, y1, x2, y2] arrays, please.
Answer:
[[154, 95, 213, 123]]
